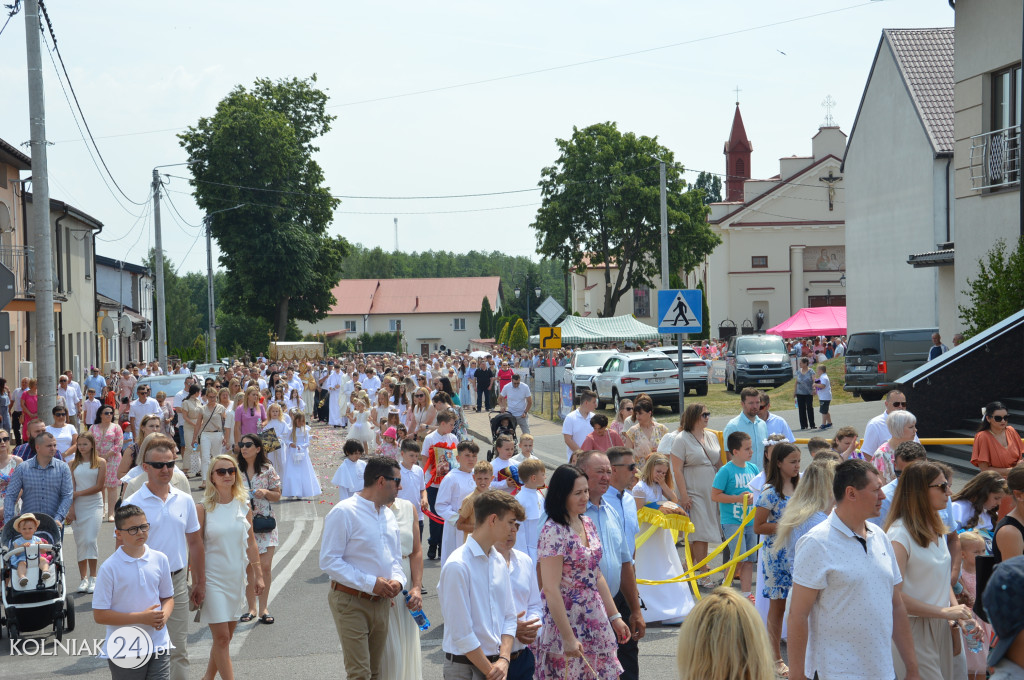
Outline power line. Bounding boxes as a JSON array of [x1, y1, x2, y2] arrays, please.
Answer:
[[37, 0, 148, 206], [0, 1, 21, 41], [174, 228, 204, 275], [96, 193, 152, 244], [162, 188, 203, 229]]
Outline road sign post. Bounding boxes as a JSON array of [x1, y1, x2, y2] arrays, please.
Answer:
[[657, 289, 703, 416]]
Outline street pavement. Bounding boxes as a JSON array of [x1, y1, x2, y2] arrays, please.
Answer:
[[1, 399, 963, 678]]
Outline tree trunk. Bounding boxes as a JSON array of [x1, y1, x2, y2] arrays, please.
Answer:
[[275, 296, 289, 340]]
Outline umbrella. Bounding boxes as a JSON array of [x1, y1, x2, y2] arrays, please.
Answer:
[[469, 350, 491, 358]]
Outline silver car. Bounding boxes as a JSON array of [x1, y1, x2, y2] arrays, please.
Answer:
[[563, 349, 618, 404], [592, 352, 681, 412]]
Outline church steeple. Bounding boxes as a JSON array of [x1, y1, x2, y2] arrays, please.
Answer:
[[723, 103, 753, 202]]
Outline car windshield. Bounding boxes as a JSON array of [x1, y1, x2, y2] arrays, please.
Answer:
[[846, 334, 880, 356], [736, 337, 787, 355], [575, 352, 614, 368], [629, 358, 676, 372], [136, 377, 186, 397]]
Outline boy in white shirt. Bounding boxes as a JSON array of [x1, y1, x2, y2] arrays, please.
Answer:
[[435, 441, 480, 566], [331, 440, 367, 502], [490, 435, 516, 492], [93, 504, 174, 678], [510, 433, 535, 464], [82, 388, 102, 428], [421, 412, 460, 561], [514, 458, 546, 561], [814, 364, 833, 430], [397, 439, 428, 539]]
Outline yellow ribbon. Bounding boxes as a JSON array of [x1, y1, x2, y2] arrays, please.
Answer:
[[634, 506, 694, 549]]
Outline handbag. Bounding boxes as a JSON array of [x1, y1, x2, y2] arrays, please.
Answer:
[[257, 424, 282, 452], [244, 469, 277, 534]]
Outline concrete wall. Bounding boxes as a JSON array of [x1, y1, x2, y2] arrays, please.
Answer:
[[844, 41, 949, 333]]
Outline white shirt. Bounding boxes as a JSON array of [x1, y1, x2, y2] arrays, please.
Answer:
[[499, 382, 531, 417], [762, 412, 795, 442], [11, 387, 22, 413], [514, 486, 544, 561], [506, 548, 543, 652], [172, 389, 188, 410], [490, 456, 513, 492], [362, 375, 382, 399], [439, 536, 518, 656], [862, 411, 921, 459], [123, 484, 201, 572], [792, 511, 902, 680], [130, 397, 163, 428], [886, 519, 951, 609], [93, 546, 174, 658], [398, 464, 425, 521], [814, 373, 833, 401], [562, 408, 594, 459], [46, 424, 78, 457], [318, 494, 406, 594], [82, 397, 102, 425], [58, 386, 79, 416]]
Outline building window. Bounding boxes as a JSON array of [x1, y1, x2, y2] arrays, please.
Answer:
[[633, 285, 650, 318], [751, 256, 768, 268], [735, 158, 745, 176], [388, 319, 399, 332], [343, 320, 356, 333], [453, 317, 466, 331], [993, 65, 1022, 133]]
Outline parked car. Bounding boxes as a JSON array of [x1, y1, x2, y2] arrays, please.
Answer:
[[564, 349, 618, 403], [649, 345, 710, 396], [843, 328, 936, 401], [724, 334, 793, 391], [133, 374, 189, 400], [592, 352, 681, 412]]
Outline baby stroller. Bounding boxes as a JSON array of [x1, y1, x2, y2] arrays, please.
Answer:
[[487, 412, 519, 462], [0, 513, 75, 641]]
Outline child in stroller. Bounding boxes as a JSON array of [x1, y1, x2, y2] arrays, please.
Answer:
[[487, 413, 518, 461], [8, 513, 54, 586]]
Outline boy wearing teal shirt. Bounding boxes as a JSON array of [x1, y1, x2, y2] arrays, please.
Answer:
[[711, 431, 759, 596]]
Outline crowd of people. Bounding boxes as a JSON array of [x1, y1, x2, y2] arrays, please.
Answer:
[[0, 348, 1022, 680]]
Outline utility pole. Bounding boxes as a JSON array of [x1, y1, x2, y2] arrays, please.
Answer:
[[24, 0, 57, 418], [659, 159, 669, 289], [394, 217, 399, 252], [205, 216, 216, 363], [152, 169, 168, 372]]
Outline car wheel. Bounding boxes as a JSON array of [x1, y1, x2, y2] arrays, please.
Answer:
[[612, 390, 621, 413], [696, 383, 708, 396], [724, 372, 732, 392]]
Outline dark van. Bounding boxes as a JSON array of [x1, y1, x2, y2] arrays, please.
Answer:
[[843, 328, 936, 401], [725, 334, 793, 391]]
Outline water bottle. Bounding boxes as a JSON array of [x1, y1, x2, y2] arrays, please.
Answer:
[[964, 619, 984, 654], [403, 589, 430, 631]]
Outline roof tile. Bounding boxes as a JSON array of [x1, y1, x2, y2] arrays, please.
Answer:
[[885, 28, 955, 153], [327, 277, 501, 316]]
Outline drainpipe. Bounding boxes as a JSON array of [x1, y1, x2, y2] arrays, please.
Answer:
[[92, 219, 102, 369], [945, 157, 952, 243]]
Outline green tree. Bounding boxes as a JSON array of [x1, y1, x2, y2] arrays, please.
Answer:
[[497, 321, 511, 346], [532, 122, 720, 318], [216, 309, 272, 358], [509, 318, 529, 350], [959, 237, 1024, 337], [696, 280, 711, 340], [178, 75, 349, 340], [692, 171, 723, 204], [145, 250, 203, 353], [479, 296, 494, 338]]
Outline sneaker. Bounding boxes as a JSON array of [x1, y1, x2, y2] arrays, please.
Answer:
[[78, 578, 89, 593], [87, 577, 96, 593], [41, 571, 54, 583], [19, 576, 28, 587]]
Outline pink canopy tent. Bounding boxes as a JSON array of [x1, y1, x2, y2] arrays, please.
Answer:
[[766, 306, 846, 338]]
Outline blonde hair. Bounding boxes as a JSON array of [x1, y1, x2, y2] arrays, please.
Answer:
[[267, 402, 285, 421], [201, 454, 248, 512], [70, 432, 100, 471], [640, 453, 673, 490], [959, 530, 986, 551], [519, 433, 534, 444], [472, 460, 494, 476], [289, 409, 306, 446], [676, 587, 775, 680], [773, 459, 837, 554]]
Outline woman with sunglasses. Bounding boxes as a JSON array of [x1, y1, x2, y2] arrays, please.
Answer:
[[198, 454, 264, 680], [0, 428, 22, 526], [90, 404, 123, 521], [971, 402, 1022, 510], [622, 394, 668, 467], [609, 399, 634, 436], [46, 405, 78, 460], [671, 402, 722, 586], [409, 386, 436, 442], [236, 434, 280, 625], [885, 461, 972, 679]]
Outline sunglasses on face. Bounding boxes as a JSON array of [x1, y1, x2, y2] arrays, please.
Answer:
[[701, 412, 711, 418], [145, 460, 175, 470], [929, 482, 950, 493], [891, 402, 907, 408], [214, 468, 236, 477], [612, 462, 637, 471], [0, 437, 8, 443], [54, 412, 67, 417], [381, 475, 401, 484], [120, 523, 150, 536], [991, 415, 1008, 423], [239, 441, 256, 449]]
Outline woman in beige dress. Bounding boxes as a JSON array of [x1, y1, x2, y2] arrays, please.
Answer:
[[623, 394, 668, 466], [670, 402, 722, 587]]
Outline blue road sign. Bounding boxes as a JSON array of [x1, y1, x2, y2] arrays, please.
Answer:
[[657, 289, 702, 334]]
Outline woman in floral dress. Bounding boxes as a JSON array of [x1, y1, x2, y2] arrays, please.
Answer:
[[236, 433, 281, 624], [89, 404, 122, 521], [623, 394, 668, 466], [537, 464, 629, 679]]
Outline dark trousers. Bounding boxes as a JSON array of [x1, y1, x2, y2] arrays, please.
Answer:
[[476, 387, 492, 412], [315, 389, 329, 422], [11, 411, 21, 445], [507, 648, 535, 680], [796, 394, 816, 429], [613, 591, 639, 680], [426, 485, 443, 550]]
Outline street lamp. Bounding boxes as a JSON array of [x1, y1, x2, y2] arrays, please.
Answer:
[[513, 279, 542, 334]]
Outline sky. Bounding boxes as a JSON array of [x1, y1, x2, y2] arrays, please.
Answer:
[[0, 0, 955, 274]]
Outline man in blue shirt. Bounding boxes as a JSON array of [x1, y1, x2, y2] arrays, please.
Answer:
[[579, 450, 645, 680], [603, 447, 640, 555], [3, 432, 73, 526], [83, 366, 107, 397], [724, 387, 769, 471]]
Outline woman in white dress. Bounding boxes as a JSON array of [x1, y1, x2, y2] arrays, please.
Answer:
[[281, 412, 322, 499], [219, 388, 236, 455], [197, 454, 264, 680], [632, 453, 694, 624], [45, 406, 78, 460], [66, 432, 105, 593], [260, 402, 291, 478], [381, 497, 423, 680]]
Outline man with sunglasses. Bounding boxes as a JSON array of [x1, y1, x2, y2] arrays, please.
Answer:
[[124, 441, 205, 680], [862, 390, 920, 460]]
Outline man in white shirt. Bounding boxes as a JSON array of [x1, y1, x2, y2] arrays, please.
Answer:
[[57, 375, 81, 428], [496, 506, 542, 680], [788, 459, 921, 680], [758, 393, 795, 442], [362, 367, 382, 401], [320, 456, 405, 680], [562, 389, 597, 460], [324, 365, 346, 428], [439, 490, 519, 680], [861, 390, 919, 457], [499, 373, 533, 435], [129, 385, 163, 441], [123, 440, 205, 680]]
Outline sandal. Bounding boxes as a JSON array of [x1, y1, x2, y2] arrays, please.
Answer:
[[775, 659, 789, 678], [258, 613, 275, 624], [239, 612, 256, 622]]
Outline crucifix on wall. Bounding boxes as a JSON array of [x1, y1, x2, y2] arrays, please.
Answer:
[[819, 170, 842, 211]]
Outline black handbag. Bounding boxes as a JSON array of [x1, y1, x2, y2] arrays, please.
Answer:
[[244, 469, 277, 534]]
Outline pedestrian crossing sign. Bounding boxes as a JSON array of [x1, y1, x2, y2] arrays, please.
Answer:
[[657, 289, 702, 334]]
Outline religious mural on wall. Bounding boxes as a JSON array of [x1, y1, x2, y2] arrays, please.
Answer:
[[805, 246, 845, 271]]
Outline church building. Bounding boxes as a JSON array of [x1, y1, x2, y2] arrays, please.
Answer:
[[705, 104, 848, 338]]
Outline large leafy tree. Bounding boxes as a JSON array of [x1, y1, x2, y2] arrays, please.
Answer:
[[692, 171, 722, 204], [178, 75, 348, 339], [959, 237, 1024, 337], [532, 122, 720, 318]]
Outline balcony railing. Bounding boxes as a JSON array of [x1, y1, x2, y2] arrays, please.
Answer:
[[969, 125, 1021, 191], [0, 245, 35, 299]]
